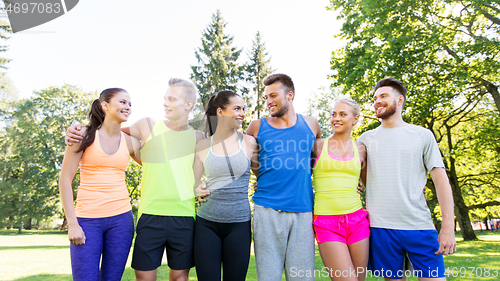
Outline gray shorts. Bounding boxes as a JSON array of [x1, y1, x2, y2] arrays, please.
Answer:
[[253, 204, 315, 281]]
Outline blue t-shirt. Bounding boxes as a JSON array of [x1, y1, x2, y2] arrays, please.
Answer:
[[253, 114, 315, 212]]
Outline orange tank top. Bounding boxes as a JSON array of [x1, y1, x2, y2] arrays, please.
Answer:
[[75, 130, 132, 218]]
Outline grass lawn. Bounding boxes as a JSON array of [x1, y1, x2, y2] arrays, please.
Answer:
[[0, 229, 499, 280]]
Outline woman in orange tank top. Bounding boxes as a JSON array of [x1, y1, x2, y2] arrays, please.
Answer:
[[59, 88, 140, 281]]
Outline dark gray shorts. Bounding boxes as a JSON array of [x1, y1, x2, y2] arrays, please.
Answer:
[[131, 214, 195, 271]]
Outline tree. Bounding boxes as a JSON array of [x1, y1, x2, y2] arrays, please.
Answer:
[[307, 87, 340, 138], [328, 0, 500, 113], [0, 5, 12, 69], [327, 0, 500, 240], [125, 159, 142, 220], [190, 10, 244, 109], [0, 85, 94, 232], [244, 31, 274, 119]]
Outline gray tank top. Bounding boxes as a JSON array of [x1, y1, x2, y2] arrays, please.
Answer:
[[196, 133, 251, 223]]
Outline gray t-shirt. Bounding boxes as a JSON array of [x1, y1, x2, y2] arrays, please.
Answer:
[[357, 124, 444, 230]]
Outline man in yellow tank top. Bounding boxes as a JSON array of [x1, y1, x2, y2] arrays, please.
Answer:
[[66, 78, 207, 281]]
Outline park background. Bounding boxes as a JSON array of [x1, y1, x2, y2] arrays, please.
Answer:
[[0, 0, 499, 280]]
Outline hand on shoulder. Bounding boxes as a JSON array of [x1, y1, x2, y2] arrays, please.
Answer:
[[65, 124, 87, 146]]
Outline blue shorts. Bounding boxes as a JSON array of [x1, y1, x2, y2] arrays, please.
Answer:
[[368, 228, 445, 279]]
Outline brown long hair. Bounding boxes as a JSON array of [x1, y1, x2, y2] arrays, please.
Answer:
[[204, 90, 239, 136], [77, 88, 127, 153]]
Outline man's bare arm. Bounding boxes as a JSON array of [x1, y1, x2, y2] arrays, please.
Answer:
[[430, 167, 456, 255]]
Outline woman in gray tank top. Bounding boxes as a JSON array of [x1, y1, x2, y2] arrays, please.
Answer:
[[193, 90, 258, 281]]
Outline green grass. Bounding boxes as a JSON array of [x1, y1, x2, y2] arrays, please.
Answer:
[[0, 230, 499, 280]]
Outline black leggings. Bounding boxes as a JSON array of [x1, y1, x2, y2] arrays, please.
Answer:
[[194, 216, 251, 281]]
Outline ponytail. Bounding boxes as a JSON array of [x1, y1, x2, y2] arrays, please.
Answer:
[[77, 88, 127, 153], [204, 90, 239, 136]]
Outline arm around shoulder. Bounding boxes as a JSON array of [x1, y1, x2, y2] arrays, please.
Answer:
[[123, 117, 157, 141]]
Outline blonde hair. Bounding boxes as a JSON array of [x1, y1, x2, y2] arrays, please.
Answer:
[[333, 96, 361, 116], [168, 78, 198, 107]]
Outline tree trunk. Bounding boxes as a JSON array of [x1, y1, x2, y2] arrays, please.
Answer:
[[17, 161, 28, 234], [61, 217, 68, 231], [449, 156, 477, 240], [26, 218, 32, 230], [480, 79, 500, 114], [7, 216, 14, 229]]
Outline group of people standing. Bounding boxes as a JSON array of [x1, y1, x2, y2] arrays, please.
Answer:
[[60, 74, 456, 281]]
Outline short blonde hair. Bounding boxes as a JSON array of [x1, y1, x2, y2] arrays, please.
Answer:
[[168, 78, 198, 107], [333, 96, 361, 116]]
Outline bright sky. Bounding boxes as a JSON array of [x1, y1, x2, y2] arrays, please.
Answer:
[[4, 0, 342, 124]]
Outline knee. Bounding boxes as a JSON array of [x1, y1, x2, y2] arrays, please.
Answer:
[[135, 269, 157, 281], [169, 269, 189, 281]]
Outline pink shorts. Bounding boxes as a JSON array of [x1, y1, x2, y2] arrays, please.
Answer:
[[313, 208, 370, 245]]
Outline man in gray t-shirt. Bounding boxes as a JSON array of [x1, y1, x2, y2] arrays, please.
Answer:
[[357, 78, 456, 280]]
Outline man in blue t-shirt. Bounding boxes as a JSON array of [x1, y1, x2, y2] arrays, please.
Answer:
[[247, 73, 321, 281]]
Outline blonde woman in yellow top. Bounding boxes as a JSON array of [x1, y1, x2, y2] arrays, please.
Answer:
[[312, 97, 368, 281]]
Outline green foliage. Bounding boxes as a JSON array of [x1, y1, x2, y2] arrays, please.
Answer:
[[0, 5, 12, 69], [0, 85, 95, 231], [125, 159, 142, 219], [244, 31, 274, 120], [327, 0, 500, 113], [190, 10, 244, 109], [306, 87, 338, 138]]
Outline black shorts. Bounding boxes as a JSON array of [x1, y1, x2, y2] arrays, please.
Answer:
[[131, 214, 195, 271]]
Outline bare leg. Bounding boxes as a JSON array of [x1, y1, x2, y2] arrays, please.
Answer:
[[135, 269, 157, 281], [169, 269, 190, 281], [347, 238, 369, 281], [318, 241, 358, 281]]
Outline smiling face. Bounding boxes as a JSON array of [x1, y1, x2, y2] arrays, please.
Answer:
[[102, 91, 131, 122], [217, 96, 245, 130], [330, 101, 358, 134], [264, 82, 291, 117], [373, 86, 401, 119], [164, 86, 191, 121]]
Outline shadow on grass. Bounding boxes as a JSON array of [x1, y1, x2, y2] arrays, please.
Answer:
[[14, 274, 72, 281], [0, 245, 69, 250]]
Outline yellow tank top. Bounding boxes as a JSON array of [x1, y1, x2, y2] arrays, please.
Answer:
[[138, 120, 196, 217], [312, 139, 362, 215]]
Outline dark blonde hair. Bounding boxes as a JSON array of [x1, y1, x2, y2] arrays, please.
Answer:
[[168, 78, 198, 109], [333, 96, 361, 117]]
